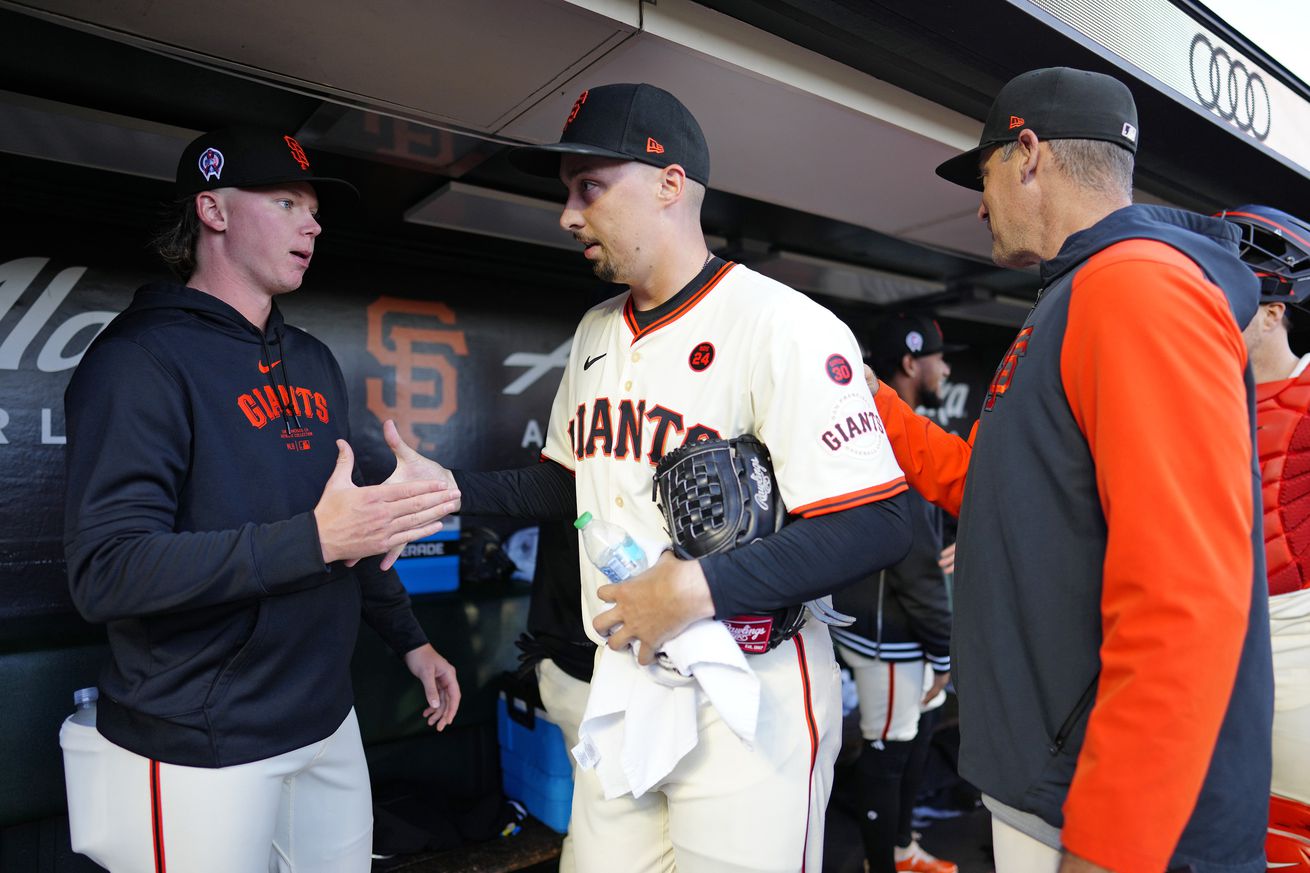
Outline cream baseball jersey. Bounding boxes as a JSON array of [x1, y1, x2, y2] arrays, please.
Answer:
[[542, 261, 906, 644]]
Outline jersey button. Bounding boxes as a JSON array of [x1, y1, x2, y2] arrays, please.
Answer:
[[631, 352, 640, 362], [616, 496, 625, 508], [624, 381, 633, 391]]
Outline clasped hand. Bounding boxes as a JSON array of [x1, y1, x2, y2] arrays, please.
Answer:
[[592, 551, 716, 665], [313, 438, 460, 566], [376, 419, 462, 569]]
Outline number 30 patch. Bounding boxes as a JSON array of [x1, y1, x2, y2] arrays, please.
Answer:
[[826, 353, 853, 385]]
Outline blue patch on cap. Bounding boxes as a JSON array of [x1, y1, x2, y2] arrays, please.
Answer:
[[198, 147, 224, 182]]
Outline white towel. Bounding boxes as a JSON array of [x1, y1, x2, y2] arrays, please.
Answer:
[[572, 618, 760, 799]]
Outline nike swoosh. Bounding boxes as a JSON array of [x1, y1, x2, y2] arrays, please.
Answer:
[[584, 354, 606, 370], [258, 359, 282, 374]]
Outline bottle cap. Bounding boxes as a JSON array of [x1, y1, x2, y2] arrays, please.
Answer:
[[73, 687, 99, 707], [574, 512, 593, 530]]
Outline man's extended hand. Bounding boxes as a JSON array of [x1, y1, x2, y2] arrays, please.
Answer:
[[923, 670, 951, 707], [313, 440, 460, 565], [939, 542, 956, 575], [403, 643, 461, 731], [864, 363, 880, 395], [379, 419, 462, 570], [593, 551, 716, 665]]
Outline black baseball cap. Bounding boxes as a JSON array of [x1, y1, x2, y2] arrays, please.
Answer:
[[935, 67, 1139, 191], [509, 83, 710, 185], [866, 314, 965, 365], [175, 127, 358, 198]]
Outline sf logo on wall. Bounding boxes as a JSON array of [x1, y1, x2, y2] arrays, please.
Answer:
[[365, 296, 468, 451]]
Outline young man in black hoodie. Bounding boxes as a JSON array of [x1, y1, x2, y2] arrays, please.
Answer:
[[62, 128, 461, 872]]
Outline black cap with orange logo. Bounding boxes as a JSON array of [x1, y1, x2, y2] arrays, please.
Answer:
[[175, 127, 358, 198], [935, 67, 1139, 191], [510, 83, 711, 186]]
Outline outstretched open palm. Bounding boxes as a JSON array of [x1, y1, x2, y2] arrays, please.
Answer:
[[379, 419, 461, 569]]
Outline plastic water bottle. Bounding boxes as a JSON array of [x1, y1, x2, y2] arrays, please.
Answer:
[[70, 687, 98, 727], [62, 686, 106, 860], [575, 512, 648, 582]]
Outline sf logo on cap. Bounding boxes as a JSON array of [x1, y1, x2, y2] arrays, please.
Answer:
[[563, 89, 589, 132], [198, 147, 224, 182], [284, 136, 310, 171]]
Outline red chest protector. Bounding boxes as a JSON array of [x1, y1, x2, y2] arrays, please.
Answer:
[[1256, 366, 1310, 595]]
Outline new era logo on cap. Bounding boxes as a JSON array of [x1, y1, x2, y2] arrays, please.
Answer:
[[1009, 115, 1025, 130], [647, 137, 664, 154]]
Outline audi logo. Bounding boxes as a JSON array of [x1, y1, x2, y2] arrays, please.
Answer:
[[1189, 33, 1271, 141]]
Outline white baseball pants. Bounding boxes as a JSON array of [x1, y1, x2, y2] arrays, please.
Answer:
[[61, 708, 372, 873], [568, 619, 842, 873]]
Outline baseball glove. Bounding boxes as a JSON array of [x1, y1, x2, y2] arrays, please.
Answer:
[[652, 435, 805, 651]]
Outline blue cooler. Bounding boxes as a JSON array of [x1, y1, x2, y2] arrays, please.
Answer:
[[392, 517, 460, 594], [497, 690, 574, 834]]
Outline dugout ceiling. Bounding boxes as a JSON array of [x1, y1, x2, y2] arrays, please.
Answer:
[[0, 0, 1036, 318], [1, 0, 1306, 321]]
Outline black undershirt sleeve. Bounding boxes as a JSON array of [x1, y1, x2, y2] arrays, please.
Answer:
[[701, 491, 912, 618], [454, 461, 911, 618], [452, 460, 578, 521]]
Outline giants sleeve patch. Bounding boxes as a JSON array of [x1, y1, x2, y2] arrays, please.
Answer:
[[819, 392, 886, 454]]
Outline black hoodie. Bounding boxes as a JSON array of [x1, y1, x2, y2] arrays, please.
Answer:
[[64, 282, 428, 767], [830, 489, 951, 674]]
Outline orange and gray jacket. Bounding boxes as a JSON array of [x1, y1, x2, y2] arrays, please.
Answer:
[[874, 205, 1271, 873]]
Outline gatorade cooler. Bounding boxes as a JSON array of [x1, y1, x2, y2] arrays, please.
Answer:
[[393, 516, 460, 594]]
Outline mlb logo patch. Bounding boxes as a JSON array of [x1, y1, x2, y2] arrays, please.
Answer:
[[1121, 122, 1137, 143], [198, 147, 224, 182]]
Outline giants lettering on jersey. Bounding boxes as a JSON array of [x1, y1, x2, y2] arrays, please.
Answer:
[[237, 384, 330, 429], [820, 408, 884, 451], [566, 397, 721, 464], [818, 391, 888, 457]]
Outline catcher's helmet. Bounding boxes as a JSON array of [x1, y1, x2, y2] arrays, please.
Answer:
[[1217, 204, 1310, 306]]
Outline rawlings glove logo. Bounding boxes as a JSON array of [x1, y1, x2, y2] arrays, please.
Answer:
[[749, 456, 772, 511]]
